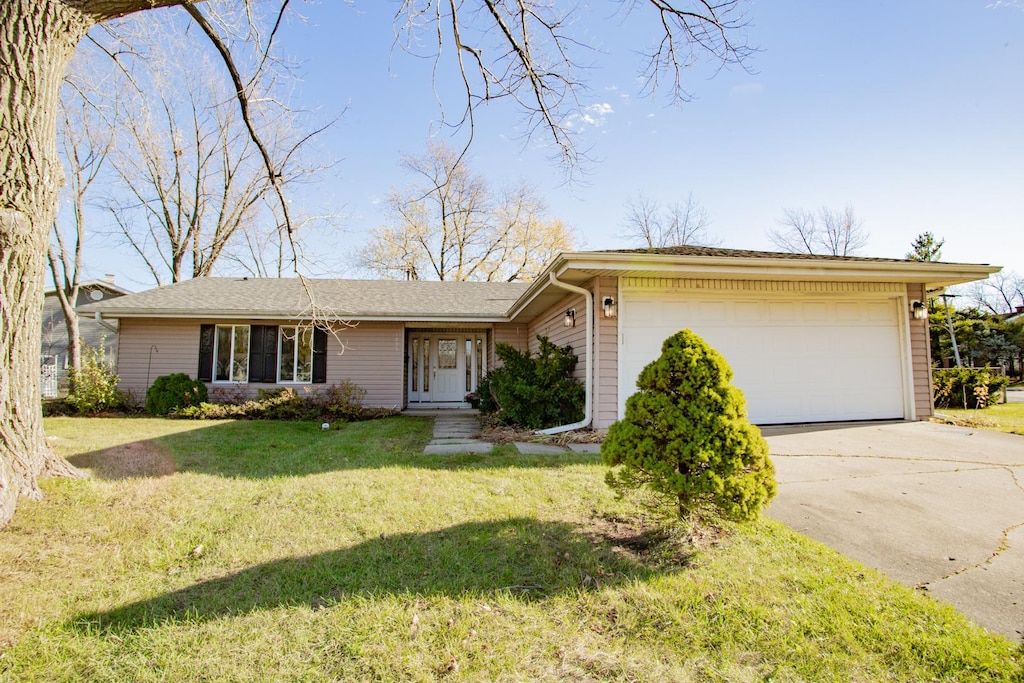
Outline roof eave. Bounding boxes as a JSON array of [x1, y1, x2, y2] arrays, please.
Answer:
[[80, 309, 511, 324], [507, 252, 1001, 319]]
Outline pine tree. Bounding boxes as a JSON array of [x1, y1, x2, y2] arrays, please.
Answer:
[[602, 329, 776, 521], [906, 232, 944, 261]]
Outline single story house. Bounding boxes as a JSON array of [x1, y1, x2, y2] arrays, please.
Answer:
[[79, 247, 998, 428]]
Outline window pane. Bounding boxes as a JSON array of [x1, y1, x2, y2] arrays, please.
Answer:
[[438, 339, 456, 369], [466, 339, 472, 392], [232, 326, 250, 382], [279, 326, 296, 382], [296, 327, 313, 382], [411, 338, 419, 392], [477, 337, 484, 381], [423, 340, 430, 392], [215, 326, 232, 381]]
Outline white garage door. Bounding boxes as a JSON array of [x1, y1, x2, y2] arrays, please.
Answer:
[[620, 292, 908, 424]]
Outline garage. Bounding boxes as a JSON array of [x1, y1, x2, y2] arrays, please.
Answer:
[[619, 287, 910, 424]]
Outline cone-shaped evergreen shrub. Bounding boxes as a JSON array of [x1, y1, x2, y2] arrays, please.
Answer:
[[601, 329, 776, 522]]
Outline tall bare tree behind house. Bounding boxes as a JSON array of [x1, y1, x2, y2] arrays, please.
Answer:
[[767, 204, 869, 256]]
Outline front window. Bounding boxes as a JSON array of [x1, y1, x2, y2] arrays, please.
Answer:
[[279, 325, 313, 383], [215, 325, 250, 382]]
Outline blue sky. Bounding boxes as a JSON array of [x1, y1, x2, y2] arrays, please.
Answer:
[[81, 0, 1024, 289]]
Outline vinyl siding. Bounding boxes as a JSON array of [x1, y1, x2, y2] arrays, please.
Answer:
[[115, 318, 404, 408], [527, 292, 588, 381], [116, 319, 201, 400], [907, 283, 934, 419], [491, 323, 528, 369], [593, 276, 618, 430], [327, 322, 405, 408]]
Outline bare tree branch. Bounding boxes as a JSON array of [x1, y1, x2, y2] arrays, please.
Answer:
[[767, 204, 868, 256], [620, 192, 717, 247]]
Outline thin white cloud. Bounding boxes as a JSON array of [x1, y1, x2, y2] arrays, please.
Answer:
[[565, 102, 615, 129]]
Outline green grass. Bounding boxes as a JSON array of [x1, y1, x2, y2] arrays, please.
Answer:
[[1, 417, 1020, 682], [941, 401, 1024, 436]]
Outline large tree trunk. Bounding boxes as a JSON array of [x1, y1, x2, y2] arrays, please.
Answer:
[[0, 1, 96, 526]]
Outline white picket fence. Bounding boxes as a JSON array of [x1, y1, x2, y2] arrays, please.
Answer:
[[41, 362, 59, 399]]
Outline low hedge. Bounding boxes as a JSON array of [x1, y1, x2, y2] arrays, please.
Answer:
[[171, 383, 393, 422], [933, 367, 1009, 409]]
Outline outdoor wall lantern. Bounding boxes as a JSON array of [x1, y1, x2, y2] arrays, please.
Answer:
[[602, 296, 618, 318], [911, 300, 929, 320], [564, 308, 576, 328]]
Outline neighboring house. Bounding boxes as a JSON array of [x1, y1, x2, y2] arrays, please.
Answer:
[[42, 276, 130, 397], [79, 247, 998, 427]]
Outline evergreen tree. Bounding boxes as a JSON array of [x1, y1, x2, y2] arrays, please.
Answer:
[[907, 232, 944, 261], [602, 330, 776, 522]]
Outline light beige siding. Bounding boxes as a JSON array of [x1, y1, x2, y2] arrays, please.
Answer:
[[491, 323, 528, 369], [907, 283, 934, 419], [527, 292, 588, 381], [116, 319, 201, 401], [115, 318, 404, 408], [328, 323, 405, 408], [592, 276, 619, 430]]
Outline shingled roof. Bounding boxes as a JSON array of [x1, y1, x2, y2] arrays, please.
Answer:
[[80, 277, 529, 321], [595, 245, 982, 265]]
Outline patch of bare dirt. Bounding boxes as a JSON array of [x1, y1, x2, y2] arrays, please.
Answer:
[[68, 440, 177, 480], [578, 511, 727, 568], [481, 424, 606, 445]]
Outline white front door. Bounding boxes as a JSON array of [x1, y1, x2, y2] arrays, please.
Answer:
[[431, 337, 464, 402], [407, 332, 487, 405]]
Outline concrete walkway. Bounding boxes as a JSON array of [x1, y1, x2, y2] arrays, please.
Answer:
[[405, 409, 604, 455], [764, 420, 1024, 641], [406, 410, 494, 454]]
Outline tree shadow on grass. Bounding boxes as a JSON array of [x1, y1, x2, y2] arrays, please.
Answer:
[[72, 517, 680, 634], [67, 417, 598, 480]]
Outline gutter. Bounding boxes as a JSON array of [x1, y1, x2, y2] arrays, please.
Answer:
[[538, 272, 593, 435], [94, 311, 118, 334]]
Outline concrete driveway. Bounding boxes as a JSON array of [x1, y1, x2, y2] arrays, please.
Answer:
[[763, 420, 1024, 641]]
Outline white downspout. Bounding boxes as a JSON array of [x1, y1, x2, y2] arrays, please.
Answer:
[[539, 272, 593, 435], [94, 311, 118, 334]]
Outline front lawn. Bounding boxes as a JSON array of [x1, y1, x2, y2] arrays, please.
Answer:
[[939, 401, 1024, 436], [0, 417, 1019, 681]]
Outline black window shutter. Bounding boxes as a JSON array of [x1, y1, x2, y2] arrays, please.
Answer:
[[198, 324, 215, 382], [262, 326, 279, 382], [248, 325, 279, 383], [248, 325, 265, 383], [312, 327, 328, 384]]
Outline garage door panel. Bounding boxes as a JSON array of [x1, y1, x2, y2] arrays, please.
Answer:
[[621, 293, 907, 424]]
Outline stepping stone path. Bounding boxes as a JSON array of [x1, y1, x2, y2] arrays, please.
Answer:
[[408, 409, 603, 455], [418, 411, 494, 454]]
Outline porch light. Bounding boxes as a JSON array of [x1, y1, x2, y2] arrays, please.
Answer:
[[602, 296, 617, 318], [564, 308, 576, 328], [911, 300, 929, 320]]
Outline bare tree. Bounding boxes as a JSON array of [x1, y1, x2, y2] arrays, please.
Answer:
[[767, 204, 869, 256], [1, 0, 752, 525], [359, 142, 574, 282], [47, 59, 116, 387], [620, 192, 717, 248], [94, 16, 332, 285], [966, 271, 1024, 315]]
